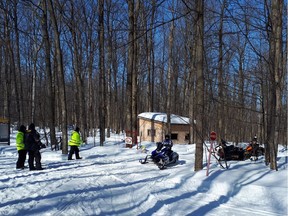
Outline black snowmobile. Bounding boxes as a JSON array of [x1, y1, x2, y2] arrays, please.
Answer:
[[215, 139, 245, 161]]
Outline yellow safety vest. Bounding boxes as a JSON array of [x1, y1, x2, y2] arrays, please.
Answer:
[[16, 131, 25, 151], [68, 131, 82, 147]]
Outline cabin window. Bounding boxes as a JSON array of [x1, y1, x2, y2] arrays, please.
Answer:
[[171, 133, 178, 140]]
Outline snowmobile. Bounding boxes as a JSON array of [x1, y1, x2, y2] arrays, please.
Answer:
[[215, 139, 245, 161], [244, 143, 265, 160], [139, 142, 179, 169]]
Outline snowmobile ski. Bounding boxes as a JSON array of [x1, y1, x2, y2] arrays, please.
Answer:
[[139, 155, 149, 164]]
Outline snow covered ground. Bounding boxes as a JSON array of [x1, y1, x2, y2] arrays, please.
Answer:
[[0, 131, 287, 216]]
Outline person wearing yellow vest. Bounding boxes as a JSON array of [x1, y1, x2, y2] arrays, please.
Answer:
[[68, 127, 83, 160], [16, 125, 27, 169]]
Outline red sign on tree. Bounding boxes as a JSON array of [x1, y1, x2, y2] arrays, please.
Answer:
[[210, 131, 217, 141]]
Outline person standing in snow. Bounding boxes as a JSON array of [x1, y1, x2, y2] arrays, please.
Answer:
[[250, 135, 259, 161], [68, 127, 83, 160], [16, 125, 27, 169], [25, 123, 43, 170]]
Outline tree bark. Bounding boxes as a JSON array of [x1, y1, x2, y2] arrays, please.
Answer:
[[12, 0, 24, 124], [40, 0, 57, 149], [266, 0, 283, 170], [126, 0, 139, 142], [98, 0, 106, 146], [167, 20, 174, 136], [47, 0, 68, 154], [194, 0, 204, 171], [217, 0, 225, 139]]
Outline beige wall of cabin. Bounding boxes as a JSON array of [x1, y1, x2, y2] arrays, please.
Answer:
[[138, 118, 190, 144]]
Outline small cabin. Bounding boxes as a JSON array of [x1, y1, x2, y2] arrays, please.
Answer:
[[138, 112, 190, 144], [0, 117, 10, 145]]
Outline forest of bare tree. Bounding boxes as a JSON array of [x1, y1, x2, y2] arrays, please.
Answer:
[[0, 0, 286, 170]]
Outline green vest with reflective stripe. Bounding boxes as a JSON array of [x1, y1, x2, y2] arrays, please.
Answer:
[[16, 131, 25, 151], [68, 131, 82, 147]]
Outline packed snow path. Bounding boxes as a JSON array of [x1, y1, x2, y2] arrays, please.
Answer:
[[0, 140, 287, 216]]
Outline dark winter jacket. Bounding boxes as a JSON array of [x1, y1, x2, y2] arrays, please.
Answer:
[[25, 129, 41, 151], [162, 138, 173, 149]]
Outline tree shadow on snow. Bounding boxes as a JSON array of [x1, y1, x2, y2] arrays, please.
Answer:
[[277, 156, 288, 169], [138, 161, 272, 216], [187, 163, 272, 215]]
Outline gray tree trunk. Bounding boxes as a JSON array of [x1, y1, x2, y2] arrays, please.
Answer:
[[167, 20, 174, 136], [12, 0, 24, 124], [40, 0, 57, 148], [194, 0, 204, 171], [47, 0, 68, 154], [266, 0, 283, 170], [98, 0, 106, 146]]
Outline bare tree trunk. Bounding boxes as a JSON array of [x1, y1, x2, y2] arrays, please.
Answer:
[[107, 1, 120, 132], [3, 6, 11, 119], [12, 0, 24, 124], [131, 1, 139, 145], [31, 47, 37, 123], [98, 0, 106, 146], [40, 0, 57, 148], [266, 0, 283, 170], [106, 3, 113, 138], [188, 13, 196, 145], [47, 0, 68, 154], [147, 0, 156, 112], [126, 0, 134, 133], [237, 35, 246, 143], [125, 0, 139, 144], [217, 0, 226, 139], [68, 2, 87, 142], [85, 6, 96, 136], [167, 20, 174, 136], [194, 0, 204, 171], [88, 54, 94, 136]]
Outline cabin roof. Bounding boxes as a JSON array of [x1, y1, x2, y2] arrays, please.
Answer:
[[138, 112, 190, 125]]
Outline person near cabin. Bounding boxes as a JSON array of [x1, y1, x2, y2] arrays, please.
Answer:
[[162, 134, 173, 160], [68, 127, 83, 160], [16, 125, 27, 169], [25, 123, 43, 170]]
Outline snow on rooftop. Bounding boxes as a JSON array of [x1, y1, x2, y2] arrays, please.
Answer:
[[138, 112, 190, 125]]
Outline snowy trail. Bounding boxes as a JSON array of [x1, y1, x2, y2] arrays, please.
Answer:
[[0, 141, 287, 216]]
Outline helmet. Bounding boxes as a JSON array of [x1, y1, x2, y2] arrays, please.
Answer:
[[253, 135, 257, 141], [165, 134, 170, 139]]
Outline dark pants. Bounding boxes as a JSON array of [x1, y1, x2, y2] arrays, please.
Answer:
[[68, 146, 80, 159], [16, 150, 27, 168], [28, 150, 42, 170], [252, 144, 259, 157]]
